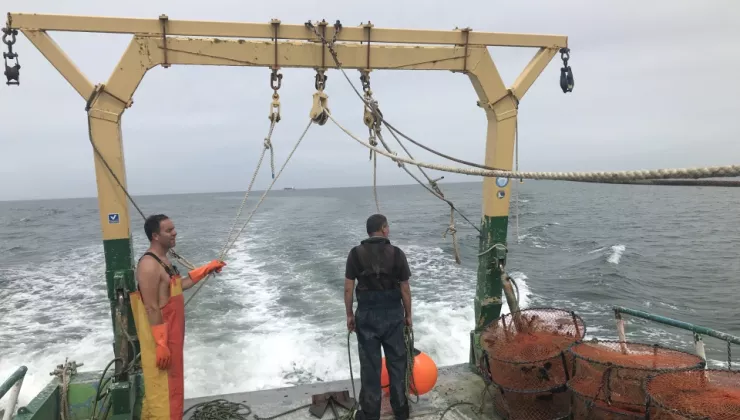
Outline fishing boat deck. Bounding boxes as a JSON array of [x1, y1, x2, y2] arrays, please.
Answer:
[[183, 364, 499, 420]]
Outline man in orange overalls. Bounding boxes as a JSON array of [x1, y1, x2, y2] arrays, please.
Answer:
[[130, 214, 226, 420]]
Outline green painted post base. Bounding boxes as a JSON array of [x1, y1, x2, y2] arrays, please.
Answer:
[[469, 215, 508, 367], [104, 238, 139, 369], [14, 370, 141, 420], [109, 379, 136, 420]]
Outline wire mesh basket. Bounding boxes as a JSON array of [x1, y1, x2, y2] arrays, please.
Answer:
[[481, 307, 586, 420], [481, 307, 586, 391], [490, 381, 571, 420], [570, 379, 646, 419], [645, 368, 740, 420], [567, 340, 705, 417]]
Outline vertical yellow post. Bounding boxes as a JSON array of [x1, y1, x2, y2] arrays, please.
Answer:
[[466, 46, 563, 367]]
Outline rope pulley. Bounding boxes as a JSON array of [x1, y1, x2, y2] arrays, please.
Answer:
[[269, 70, 282, 123], [2, 26, 20, 86], [269, 19, 282, 123], [360, 70, 382, 160], [559, 47, 574, 93], [310, 69, 330, 125]]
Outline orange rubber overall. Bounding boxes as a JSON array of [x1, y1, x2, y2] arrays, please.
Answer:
[[130, 267, 185, 420]]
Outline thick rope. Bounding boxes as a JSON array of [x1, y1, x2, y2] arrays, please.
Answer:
[[51, 359, 82, 420], [404, 326, 420, 404], [442, 207, 461, 265], [220, 118, 313, 258], [302, 22, 505, 174], [514, 119, 520, 243], [185, 119, 313, 307], [370, 134, 380, 213], [219, 118, 277, 258], [301, 26, 740, 185], [326, 112, 740, 182], [375, 130, 481, 236], [183, 399, 253, 420]]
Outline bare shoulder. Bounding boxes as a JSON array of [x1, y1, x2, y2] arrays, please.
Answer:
[[136, 255, 162, 284]]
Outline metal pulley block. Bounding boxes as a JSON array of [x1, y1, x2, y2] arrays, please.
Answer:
[[2, 27, 20, 86], [310, 90, 329, 125], [269, 92, 281, 122], [363, 105, 375, 129]]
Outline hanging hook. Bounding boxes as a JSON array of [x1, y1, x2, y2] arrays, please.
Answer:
[[314, 69, 327, 91], [2, 26, 20, 86], [559, 47, 574, 93]]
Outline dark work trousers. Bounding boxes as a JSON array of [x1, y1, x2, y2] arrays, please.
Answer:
[[355, 290, 409, 420]]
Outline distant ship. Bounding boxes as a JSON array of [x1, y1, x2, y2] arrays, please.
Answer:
[[284, 187, 296, 190]]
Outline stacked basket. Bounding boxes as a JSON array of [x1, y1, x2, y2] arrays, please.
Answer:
[[645, 369, 740, 420], [567, 340, 706, 419], [481, 307, 586, 420]]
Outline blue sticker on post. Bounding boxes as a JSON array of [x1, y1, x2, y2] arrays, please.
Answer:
[[108, 213, 120, 224]]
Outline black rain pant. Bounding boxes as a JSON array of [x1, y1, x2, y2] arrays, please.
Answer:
[[354, 290, 409, 420]]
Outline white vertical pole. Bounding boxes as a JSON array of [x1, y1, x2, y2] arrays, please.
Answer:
[[616, 312, 628, 354], [2, 377, 24, 420]]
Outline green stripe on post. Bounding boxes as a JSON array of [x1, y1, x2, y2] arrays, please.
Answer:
[[476, 215, 508, 327], [103, 237, 138, 368], [469, 215, 508, 368]]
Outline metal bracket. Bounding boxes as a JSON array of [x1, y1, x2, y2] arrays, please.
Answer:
[[159, 14, 170, 68], [309, 391, 356, 419]]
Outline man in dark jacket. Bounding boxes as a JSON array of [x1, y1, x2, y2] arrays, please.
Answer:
[[344, 214, 413, 420]]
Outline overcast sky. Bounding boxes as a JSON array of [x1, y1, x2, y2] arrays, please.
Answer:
[[0, 0, 738, 201]]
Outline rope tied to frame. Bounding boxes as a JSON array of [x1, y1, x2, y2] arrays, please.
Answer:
[[51, 359, 82, 420], [442, 207, 461, 264], [356, 71, 477, 263]]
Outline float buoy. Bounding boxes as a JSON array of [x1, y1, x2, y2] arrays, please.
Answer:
[[380, 349, 438, 396]]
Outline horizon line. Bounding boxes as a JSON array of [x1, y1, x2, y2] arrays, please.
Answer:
[[0, 179, 485, 203]]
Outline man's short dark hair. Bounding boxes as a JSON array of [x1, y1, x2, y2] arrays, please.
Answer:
[[366, 214, 388, 235], [144, 214, 169, 241]]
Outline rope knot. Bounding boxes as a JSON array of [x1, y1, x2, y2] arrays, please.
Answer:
[[264, 137, 273, 150]]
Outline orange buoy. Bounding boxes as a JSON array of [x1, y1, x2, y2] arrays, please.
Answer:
[[380, 349, 438, 396]]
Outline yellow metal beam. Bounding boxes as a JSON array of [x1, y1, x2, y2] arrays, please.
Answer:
[[510, 47, 559, 101], [8, 13, 567, 48], [20, 29, 94, 100], [136, 36, 490, 73], [88, 102, 131, 241]]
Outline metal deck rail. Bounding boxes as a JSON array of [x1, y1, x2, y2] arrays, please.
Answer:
[[0, 366, 27, 420], [614, 306, 740, 369]]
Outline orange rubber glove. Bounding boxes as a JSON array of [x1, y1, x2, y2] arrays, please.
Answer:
[[151, 323, 170, 370], [188, 260, 227, 284]]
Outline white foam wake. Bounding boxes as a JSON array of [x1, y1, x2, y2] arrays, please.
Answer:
[[608, 244, 626, 264], [0, 238, 534, 405]]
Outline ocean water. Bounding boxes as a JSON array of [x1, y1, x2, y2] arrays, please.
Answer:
[[1, 181, 739, 407]]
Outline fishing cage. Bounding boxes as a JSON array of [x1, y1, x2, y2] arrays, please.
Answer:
[[481, 307, 586, 420], [566, 340, 705, 419], [645, 369, 740, 420]]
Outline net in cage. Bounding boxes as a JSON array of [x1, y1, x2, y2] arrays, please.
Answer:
[[490, 382, 571, 420], [481, 307, 586, 391], [569, 380, 646, 419], [568, 340, 705, 415], [646, 369, 740, 420]]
